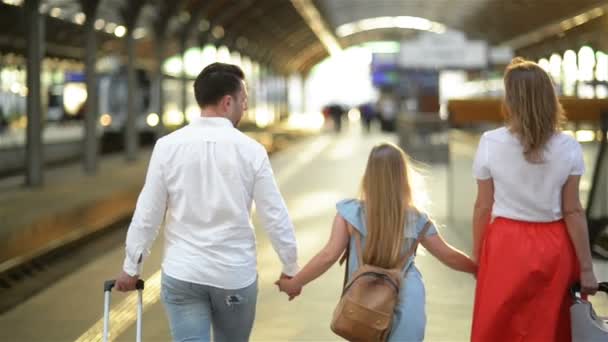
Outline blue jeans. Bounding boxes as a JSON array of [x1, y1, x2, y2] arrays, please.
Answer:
[[161, 272, 258, 342]]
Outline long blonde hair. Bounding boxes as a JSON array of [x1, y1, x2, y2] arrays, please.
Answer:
[[360, 143, 414, 268], [503, 57, 565, 163]]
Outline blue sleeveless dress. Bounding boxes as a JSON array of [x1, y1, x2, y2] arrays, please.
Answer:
[[336, 199, 438, 342]]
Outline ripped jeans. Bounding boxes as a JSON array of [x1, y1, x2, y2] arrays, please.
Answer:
[[161, 272, 258, 342]]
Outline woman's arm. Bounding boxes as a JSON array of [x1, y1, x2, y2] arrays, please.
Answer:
[[422, 233, 477, 274], [277, 213, 350, 298], [562, 175, 598, 294], [473, 179, 494, 261]]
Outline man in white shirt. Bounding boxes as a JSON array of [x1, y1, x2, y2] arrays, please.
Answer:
[[114, 63, 299, 341]]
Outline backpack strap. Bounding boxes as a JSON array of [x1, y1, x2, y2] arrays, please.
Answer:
[[339, 221, 431, 290], [339, 223, 364, 293], [397, 220, 432, 270], [351, 229, 364, 266], [339, 241, 349, 294]]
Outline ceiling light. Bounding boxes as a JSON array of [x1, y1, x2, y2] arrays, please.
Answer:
[[94, 19, 105, 30], [335, 16, 446, 38], [73, 12, 86, 25], [133, 28, 147, 39], [2, 0, 24, 6], [114, 25, 127, 38], [576, 130, 595, 142], [146, 113, 159, 127], [50, 7, 61, 18], [212, 26, 224, 39], [105, 22, 117, 34]]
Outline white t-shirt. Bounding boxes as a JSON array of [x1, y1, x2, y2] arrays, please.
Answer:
[[473, 127, 585, 222]]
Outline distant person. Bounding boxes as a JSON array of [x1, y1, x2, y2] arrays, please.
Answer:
[[378, 98, 397, 131], [0, 107, 7, 134], [470, 58, 598, 342], [277, 142, 477, 341], [114, 63, 299, 342], [359, 102, 376, 133], [328, 103, 344, 132]]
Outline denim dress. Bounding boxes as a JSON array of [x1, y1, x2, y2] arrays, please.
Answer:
[[336, 199, 438, 342]]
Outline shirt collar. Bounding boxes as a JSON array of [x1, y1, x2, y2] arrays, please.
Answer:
[[190, 116, 234, 128]]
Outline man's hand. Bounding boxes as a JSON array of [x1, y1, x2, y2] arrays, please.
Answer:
[[115, 271, 139, 292]]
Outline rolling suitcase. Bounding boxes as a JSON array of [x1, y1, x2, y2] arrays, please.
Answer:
[[570, 282, 608, 341], [103, 279, 145, 342]]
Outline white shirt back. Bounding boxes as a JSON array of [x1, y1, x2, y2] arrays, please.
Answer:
[[473, 127, 585, 222], [123, 116, 298, 289]]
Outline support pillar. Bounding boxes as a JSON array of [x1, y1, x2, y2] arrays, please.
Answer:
[[180, 36, 188, 125], [154, 38, 166, 136], [25, 0, 44, 187], [82, 0, 100, 173], [125, 29, 138, 161]]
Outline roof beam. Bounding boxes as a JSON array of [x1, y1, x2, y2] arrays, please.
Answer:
[[290, 0, 341, 55], [502, 4, 607, 49]]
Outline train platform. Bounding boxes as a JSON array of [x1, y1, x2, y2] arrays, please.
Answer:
[[1, 124, 607, 341], [3, 0, 608, 339]]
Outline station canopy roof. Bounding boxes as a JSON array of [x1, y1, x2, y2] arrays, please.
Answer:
[[0, 0, 606, 73]]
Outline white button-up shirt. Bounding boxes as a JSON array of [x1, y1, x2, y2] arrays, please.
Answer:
[[123, 116, 299, 289]]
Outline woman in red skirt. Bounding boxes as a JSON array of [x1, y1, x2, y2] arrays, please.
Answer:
[[470, 57, 599, 342]]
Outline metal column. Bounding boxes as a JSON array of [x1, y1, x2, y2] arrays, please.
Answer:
[[586, 112, 608, 244], [154, 39, 166, 136], [25, 0, 44, 187], [180, 36, 188, 126], [82, 0, 100, 173], [125, 29, 138, 161]]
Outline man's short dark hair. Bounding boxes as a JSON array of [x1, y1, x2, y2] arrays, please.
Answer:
[[193, 63, 245, 107]]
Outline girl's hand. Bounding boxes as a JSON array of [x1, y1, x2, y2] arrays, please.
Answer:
[[275, 278, 302, 301]]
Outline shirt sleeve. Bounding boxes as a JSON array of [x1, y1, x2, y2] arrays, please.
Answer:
[[336, 199, 364, 233], [570, 140, 585, 175], [416, 212, 438, 238], [122, 140, 168, 276], [473, 134, 491, 180], [253, 151, 299, 277]]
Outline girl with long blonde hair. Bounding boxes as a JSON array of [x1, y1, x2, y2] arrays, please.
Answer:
[[471, 57, 599, 341], [277, 142, 476, 341]]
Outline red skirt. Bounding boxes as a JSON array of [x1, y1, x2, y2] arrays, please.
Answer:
[[471, 217, 579, 342]]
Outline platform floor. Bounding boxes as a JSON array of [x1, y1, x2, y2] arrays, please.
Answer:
[[1, 124, 607, 341]]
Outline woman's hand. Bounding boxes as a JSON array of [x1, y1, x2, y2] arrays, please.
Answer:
[[580, 269, 599, 295]]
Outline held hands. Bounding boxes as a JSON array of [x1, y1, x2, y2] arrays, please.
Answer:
[[274, 273, 302, 301]]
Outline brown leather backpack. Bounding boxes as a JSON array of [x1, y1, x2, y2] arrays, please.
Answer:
[[330, 222, 431, 341]]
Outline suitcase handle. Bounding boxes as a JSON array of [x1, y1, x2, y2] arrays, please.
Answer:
[[104, 279, 145, 292], [570, 282, 608, 299], [103, 279, 145, 342]]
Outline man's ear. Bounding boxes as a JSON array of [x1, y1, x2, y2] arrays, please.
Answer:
[[222, 94, 233, 108]]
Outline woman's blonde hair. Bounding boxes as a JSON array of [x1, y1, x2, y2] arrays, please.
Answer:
[[503, 57, 565, 163], [360, 142, 415, 268]]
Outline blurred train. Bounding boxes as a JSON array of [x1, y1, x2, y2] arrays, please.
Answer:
[[47, 66, 159, 138]]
